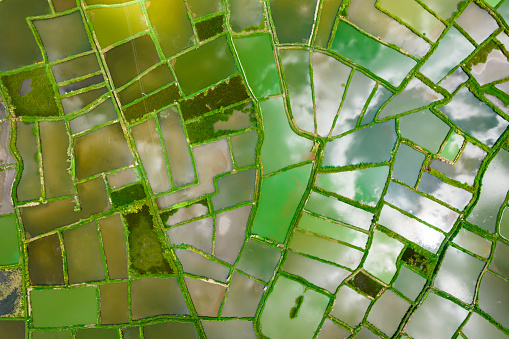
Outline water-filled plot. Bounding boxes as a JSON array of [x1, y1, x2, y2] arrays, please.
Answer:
[[2, 0, 509, 338]]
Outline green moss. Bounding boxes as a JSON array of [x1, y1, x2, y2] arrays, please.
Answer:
[[186, 111, 233, 144], [159, 198, 208, 224], [401, 246, 436, 276], [289, 295, 304, 319], [0, 268, 22, 317], [336, 0, 350, 17], [464, 40, 499, 69], [2, 66, 59, 117], [124, 204, 173, 275], [456, 0, 469, 13], [185, 101, 254, 144], [161, 207, 179, 219], [110, 182, 146, 208], [122, 83, 181, 123], [239, 20, 266, 33], [348, 271, 383, 298], [179, 75, 250, 121], [195, 14, 224, 41], [196, 198, 208, 207]]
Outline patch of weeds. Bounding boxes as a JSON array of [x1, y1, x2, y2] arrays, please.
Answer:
[[401, 246, 436, 277], [289, 295, 303, 319], [179, 75, 250, 121], [159, 198, 208, 224], [185, 101, 254, 144], [110, 182, 146, 208], [124, 204, 173, 275], [348, 270, 383, 298], [123, 83, 181, 123], [464, 40, 499, 69], [195, 15, 224, 41], [2, 66, 59, 117]]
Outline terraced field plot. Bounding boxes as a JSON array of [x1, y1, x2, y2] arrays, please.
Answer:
[[0, 0, 509, 338]]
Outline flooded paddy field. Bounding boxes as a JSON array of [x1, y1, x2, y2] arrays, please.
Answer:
[[0, 0, 508, 338]]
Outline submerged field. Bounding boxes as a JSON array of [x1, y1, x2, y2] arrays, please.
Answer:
[[0, 0, 508, 338]]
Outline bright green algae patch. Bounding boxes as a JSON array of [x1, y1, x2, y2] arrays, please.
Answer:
[[251, 163, 313, 243], [260, 276, 329, 338], [0, 214, 19, 265], [30, 287, 99, 327], [259, 97, 314, 174], [4, 0, 509, 337], [330, 20, 416, 87], [234, 34, 282, 98]]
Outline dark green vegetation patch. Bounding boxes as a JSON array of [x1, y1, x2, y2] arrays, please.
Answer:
[[2, 66, 59, 117], [464, 40, 500, 69], [289, 295, 304, 319], [0, 268, 22, 317], [122, 84, 181, 123], [195, 15, 225, 41], [185, 101, 255, 144], [401, 247, 435, 276], [348, 270, 384, 298], [110, 182, 147, 208], [124, 204, 173, 275], [159, 198, 208, 225], [179, 75, 250, 121]]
